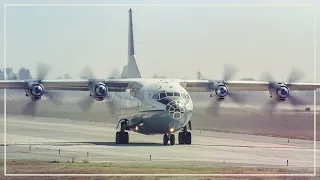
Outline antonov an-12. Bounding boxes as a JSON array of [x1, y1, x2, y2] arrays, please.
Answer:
[[2, 9, 320, 145]]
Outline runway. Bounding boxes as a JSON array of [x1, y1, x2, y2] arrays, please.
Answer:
[[1, 115, 318, 173]]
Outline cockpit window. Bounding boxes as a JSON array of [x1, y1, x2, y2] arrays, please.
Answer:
[[154, 91, 189, 100], [167, 92, 174, 97], [160, 92, 166, 99]]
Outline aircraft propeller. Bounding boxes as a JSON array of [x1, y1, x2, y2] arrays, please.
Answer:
[[205, 64, 247, 117], [23, 62, 63, 116], [259, 68, 307, 116], [78, 65, 120, 111]]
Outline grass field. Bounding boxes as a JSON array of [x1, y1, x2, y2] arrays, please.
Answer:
[[1, 159, 318, 180]]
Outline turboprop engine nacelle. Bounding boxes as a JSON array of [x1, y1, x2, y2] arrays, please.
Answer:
[[89, 82, 108, 101], [268, 83, 290, 102], [214, 85, 228, 99], [209, 82, 229, 101], [25, 83, 44, 101]]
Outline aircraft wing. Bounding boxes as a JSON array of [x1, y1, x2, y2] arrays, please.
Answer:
[[0, 79, 131, 92], [180, 80, 320, 92], [1, 78, 319, 92]]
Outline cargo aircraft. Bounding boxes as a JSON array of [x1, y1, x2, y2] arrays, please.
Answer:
[[1, 9, 320, 145]]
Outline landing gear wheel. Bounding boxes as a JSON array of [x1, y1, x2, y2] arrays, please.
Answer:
[[123, 132, 129, 144], [178, 132, 183, 144], [185, 132, 191, 145], [115, 131, 129, 144], [178, 132, 192, 145], [115, 119, 129, 144], [116, 132, 120, 144], [163, 134, 169, 145], [169, 134, 175, 145]]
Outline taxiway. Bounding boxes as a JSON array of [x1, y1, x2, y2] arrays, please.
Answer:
[[1, 115, 318, 173]]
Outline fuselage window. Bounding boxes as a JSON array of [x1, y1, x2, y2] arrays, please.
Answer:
[[167, 92, 174, 97], [174, 92, 180, 97], [160, 92, 166, 99]]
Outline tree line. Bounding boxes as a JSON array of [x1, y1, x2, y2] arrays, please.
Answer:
[[0, 67, 73, 80], [0, 67, 167, 80]]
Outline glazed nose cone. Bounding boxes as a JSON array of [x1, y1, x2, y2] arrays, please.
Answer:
[[166, 100, 187, 120]]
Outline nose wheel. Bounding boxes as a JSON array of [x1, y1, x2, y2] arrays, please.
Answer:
[[163, 134, 175, 145]]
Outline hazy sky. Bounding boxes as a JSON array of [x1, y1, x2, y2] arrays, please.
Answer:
[[0, 0, 320, 81]]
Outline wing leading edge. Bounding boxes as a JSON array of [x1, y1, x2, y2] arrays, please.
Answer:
[[0, 79, 320, 92], [0, 79, 131, 92], [180, 80, 320, 92], [1, 79, 319, 92]]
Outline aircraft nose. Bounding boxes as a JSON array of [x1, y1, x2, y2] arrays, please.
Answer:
[[165, 100, 187, 120]]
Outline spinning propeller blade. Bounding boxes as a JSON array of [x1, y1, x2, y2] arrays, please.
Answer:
[[22, 101, 38, 116], [78, 66, 119, 111], [78, 95, 95, 111], [260, 68, 307, 116], [206, 64, 247, 117], [23, 62, 63, 116]]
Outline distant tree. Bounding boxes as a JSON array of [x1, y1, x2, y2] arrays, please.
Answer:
[[0, 69, 4, 80], [108, 68, 120, 79], [11, 74, 18, 80], [57, 76, 62, 80], [241, 78, 255, 81], [63, 73, 72, 79], [5, 67, 18, 80], [18, 67, 32, 80], [152, 74, 166, 79], [6, 67, 13, 76], [5, 67, 14, 79]]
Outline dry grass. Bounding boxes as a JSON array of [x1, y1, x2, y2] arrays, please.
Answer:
[[1, 159, 317, 180]]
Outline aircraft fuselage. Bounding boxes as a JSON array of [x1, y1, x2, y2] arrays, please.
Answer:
[[112, 79, 194, 135]]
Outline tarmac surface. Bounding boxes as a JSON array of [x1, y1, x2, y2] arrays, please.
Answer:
[[1, 91, 319, 175], [1, 114, 319, 173], [1, 96, 319, 140]]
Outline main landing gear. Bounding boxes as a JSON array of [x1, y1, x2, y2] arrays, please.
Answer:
[[163, 121, 192, 146], [163, 133, 175, 145], [178, 121, 192, 145], [115, 119, 129, 144]]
